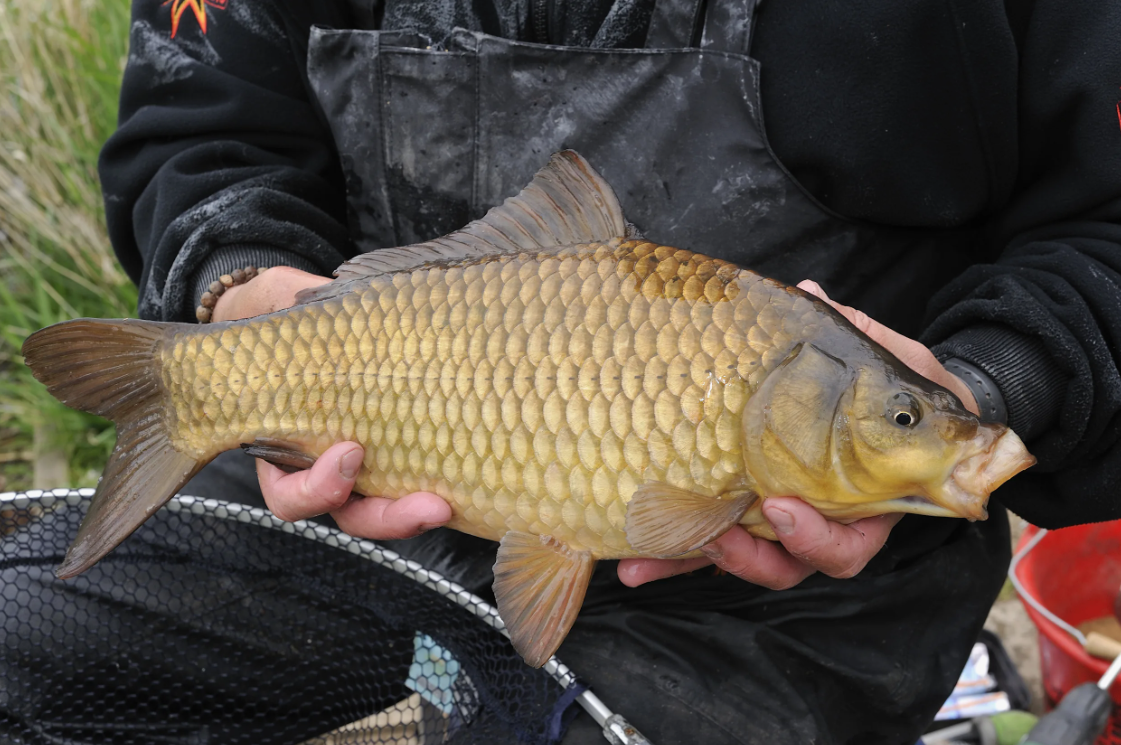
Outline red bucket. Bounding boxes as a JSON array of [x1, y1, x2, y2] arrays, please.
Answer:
[[1013, 522, 1121, 743]]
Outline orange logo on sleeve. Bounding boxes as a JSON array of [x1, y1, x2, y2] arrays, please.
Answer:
[[164, 0, 228, 38]]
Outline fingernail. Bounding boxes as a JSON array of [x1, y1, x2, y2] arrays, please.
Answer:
[[418, 522, 443, 534], [700, 543, 723, 560], [765, 506, 796, 535], [338, 448, 363, 480]]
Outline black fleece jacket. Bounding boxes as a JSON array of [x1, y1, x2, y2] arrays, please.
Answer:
[[99, 0, 1121, 529]]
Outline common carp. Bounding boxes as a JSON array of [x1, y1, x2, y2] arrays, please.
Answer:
[[23, 151, 1034, 667]]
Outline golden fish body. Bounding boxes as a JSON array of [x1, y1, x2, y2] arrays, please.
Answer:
[[161, 240, 818, 558], [24, 151, 1035, 667]]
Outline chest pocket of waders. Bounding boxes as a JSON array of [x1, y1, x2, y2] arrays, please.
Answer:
[[306, 22, 858, 262]]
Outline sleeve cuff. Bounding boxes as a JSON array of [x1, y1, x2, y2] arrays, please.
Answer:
[[185, 244, 324, 321], [931, 324, 1067, 441], [941, 357, 1007, 424]]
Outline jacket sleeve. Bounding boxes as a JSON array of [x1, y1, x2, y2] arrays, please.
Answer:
[[923, 0, 1121, 528], [99, 0, 356, 322]]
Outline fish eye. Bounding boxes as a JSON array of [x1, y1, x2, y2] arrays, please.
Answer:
[[886, 392, 921, 428]]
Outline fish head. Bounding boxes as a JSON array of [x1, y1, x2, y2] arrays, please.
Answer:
[[838, 360, 1035, 521], [742, 342, 1034, 522]]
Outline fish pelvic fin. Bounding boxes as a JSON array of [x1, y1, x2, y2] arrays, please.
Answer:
[[624, 483, 757, 557], [295, 150, 629, 306], [493, 532, 595, 668], [22, 319, 209, 579]]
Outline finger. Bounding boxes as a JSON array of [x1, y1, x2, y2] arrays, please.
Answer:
[[798, 279, 892, 341], [800, 285, 928, 379], [798, 279, 908, 350], [700, 525, 817, 590], [796, 279, 828, 300], [332, 491, 452, 541], [257, 442, 365, 522], [762, 497, 902, 579], [617, 556, 713, 587]]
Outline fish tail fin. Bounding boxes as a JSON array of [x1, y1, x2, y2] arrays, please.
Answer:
[[22, 318, 209, 578]]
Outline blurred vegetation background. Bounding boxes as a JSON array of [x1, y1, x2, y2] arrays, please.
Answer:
[[0, 0, 134, 492]]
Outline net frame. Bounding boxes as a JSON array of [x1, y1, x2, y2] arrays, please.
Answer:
[[0, 488, 650, 745]]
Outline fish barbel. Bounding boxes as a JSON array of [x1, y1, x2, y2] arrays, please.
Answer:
[[23, 151, 1035, 667]]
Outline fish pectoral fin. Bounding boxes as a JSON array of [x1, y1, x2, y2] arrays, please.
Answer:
[[241, 438, 318, 474], [492, 532, 595, 669], [625, 483, 757, 557]]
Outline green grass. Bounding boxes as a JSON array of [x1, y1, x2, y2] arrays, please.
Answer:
[[0, 0, 134, 490]]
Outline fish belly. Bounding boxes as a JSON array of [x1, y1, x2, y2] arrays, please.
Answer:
[[160, 240, 818, 559]]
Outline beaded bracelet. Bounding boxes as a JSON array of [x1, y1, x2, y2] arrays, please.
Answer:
[[195, 265, 264, 323]]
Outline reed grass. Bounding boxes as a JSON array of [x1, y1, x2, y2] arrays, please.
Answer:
[[0, 0, 133, 490]]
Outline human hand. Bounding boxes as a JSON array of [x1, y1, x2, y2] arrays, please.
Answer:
[[213, 266, 452, 539], [619, 500, 901, 589], [796, 280, 979, 415], [617, 279, 977, 590], [211, 265, 329, 323]]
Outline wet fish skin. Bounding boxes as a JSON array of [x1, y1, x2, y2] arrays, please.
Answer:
[[23, 150, 1035, 667], [161, 239, 820, 559]]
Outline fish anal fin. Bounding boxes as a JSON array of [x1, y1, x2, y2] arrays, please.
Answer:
[[295, 151, 628, 306], [492, 532, 595, 668], [625, 483, 757, 557], [241, 438, 317, 474]]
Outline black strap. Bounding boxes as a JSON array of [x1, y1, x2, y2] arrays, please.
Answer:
[[700, 0, 759, 54], [645, 0, 706, 48], [646, 0, 758, 53]]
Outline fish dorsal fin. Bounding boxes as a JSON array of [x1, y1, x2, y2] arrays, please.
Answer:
[[625, 484, 757, 558], [492, 531, 595, 668], [295, 151, 627, 305]]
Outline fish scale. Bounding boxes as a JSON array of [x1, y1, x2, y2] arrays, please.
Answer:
[[160, 239, 806, 557], [25, 150, 1034, 668]]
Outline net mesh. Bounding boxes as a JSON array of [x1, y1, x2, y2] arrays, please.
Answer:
[[0, 490, 583, 745]]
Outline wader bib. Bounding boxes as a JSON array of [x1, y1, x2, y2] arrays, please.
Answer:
[[303, 2, 1008, 741], [308, 0, 977, 337]]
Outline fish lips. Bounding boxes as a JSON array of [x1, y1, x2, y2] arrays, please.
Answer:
[[931, 427, 1036, 521]]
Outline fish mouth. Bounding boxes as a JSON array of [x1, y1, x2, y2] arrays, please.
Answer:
[[933, 427, 1036, 521], [878, 495, 965, 519]]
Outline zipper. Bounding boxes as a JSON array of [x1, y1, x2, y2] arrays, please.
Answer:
[[531, 0, 549, 43]]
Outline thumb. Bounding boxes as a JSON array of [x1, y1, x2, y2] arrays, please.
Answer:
[[257, 442, 364, 522]]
